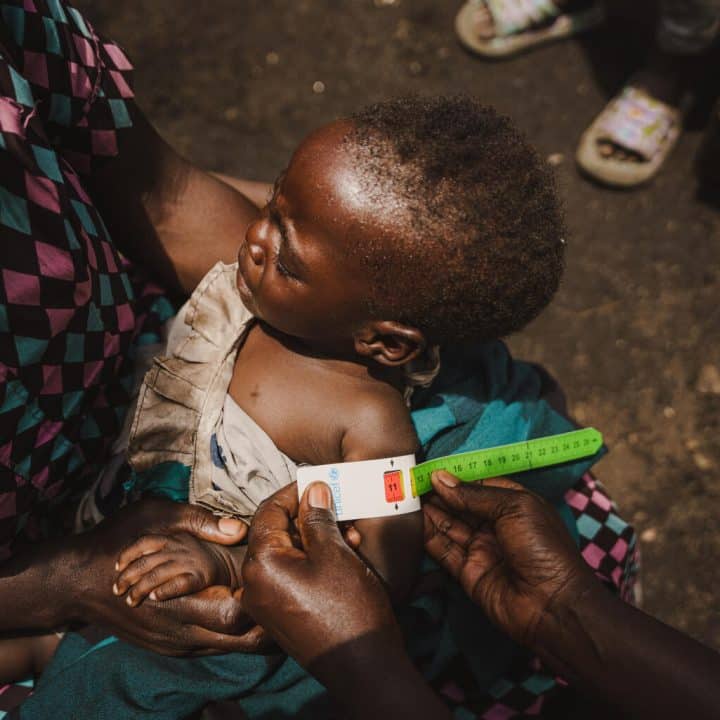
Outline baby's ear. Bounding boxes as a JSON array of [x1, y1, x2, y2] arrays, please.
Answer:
[[353, 321, 426, 367]]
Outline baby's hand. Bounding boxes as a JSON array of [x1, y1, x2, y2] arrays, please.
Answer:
[[113, 532, 241, 606]]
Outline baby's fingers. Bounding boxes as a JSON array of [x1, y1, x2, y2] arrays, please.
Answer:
[[122, 561, 196, 607], [116, 534, 168, 573], [114, 548, 172, 598], [146, 573, 207, 603]]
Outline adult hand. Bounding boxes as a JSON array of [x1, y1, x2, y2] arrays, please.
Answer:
[[71, 496, 268, 656], [242, 482, 450, 720], [241, 482, 401, 668], [423, 471, 596, 650], [425, 472, 720, 720]]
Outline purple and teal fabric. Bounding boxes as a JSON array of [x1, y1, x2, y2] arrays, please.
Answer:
[[0, 0, 173, 560]]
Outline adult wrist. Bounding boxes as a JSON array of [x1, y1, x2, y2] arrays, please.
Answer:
[[532, 576, 616, 684], [62, 533, 109, 624], [39, 535, 87, 626], [310, 631, 448, 720]]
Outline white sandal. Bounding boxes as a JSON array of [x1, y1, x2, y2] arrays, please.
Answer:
[[455, 0, 605, 59], [576, 87, 683, 188]]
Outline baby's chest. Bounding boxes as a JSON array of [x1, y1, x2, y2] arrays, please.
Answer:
[[228, 330, 346, 465]]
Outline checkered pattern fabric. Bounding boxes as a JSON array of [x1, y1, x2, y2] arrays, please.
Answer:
[[567, 473, 640, 603], [433, 472, 639, 718], [0, 0, 173, 560]]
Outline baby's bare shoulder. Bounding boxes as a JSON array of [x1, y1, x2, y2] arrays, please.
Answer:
[[340, 386, 418, 462]]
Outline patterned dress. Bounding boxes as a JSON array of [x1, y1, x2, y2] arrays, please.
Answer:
[[0, 0, 173, 560]]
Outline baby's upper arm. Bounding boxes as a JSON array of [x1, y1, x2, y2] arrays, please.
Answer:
[[340, 393, 423, 603], [341, 391, 418, 462]]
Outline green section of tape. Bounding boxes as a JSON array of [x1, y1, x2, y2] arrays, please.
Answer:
[[410, 428, 603, 497]]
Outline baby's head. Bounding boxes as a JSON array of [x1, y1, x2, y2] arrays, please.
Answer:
[[237, 95, 564, 366]]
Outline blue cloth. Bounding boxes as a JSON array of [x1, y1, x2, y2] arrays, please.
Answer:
[[19, 341, 605, 720], [412, 340, 603, 499]]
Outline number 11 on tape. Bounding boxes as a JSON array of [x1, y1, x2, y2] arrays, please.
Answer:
[[410, 427, 603, 497]]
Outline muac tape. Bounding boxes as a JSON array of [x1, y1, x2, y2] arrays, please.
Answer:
[[297, 454, 419, 522], [296, 428, 603, 522]]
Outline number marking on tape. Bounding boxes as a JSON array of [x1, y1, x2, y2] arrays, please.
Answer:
[[410, 428, 603, 497]]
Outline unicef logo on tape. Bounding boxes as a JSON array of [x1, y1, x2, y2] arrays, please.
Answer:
[[328, 467, 339, 482]]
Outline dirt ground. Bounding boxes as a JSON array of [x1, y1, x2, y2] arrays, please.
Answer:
[[77, 0, 720, 650]]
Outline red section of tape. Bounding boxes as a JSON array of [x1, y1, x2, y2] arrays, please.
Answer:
[[384, 470, 405, 503]]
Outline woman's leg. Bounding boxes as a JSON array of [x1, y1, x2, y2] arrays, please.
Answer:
[[0, 635, 60, 684], [657, 0, 720, 55], [594, 0, 720, 164]]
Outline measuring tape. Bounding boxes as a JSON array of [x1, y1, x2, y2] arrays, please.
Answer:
[[410, 427, 603, 496], [296, 427, 603, 522]]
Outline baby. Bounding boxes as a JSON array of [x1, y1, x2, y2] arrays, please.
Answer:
[[1, 95, 565, 714], [110, 93, 565, 617]]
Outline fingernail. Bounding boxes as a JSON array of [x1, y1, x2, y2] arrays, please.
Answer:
[[112, 583, 120, 596], [149, 591, 157, 601], [218, 517, 244, 535], [114, 562, 119, 571], [126, 595, 134, 606], [433, 470, 459, 488], [308, 483, 332, 510]]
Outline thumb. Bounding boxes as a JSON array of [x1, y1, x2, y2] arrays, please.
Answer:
[[176, 505, 248, 545], [430, 471, 525, 524], [297, 482, 343, 555]]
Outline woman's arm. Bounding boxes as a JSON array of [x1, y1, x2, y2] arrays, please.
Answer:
[[87, 109, 263, 294], [210, 172, 273, 209], [536, 576, 720, 720], [424, 473, 720, 720], [0, 498, 265, 655], [0, 535, 74, 632]]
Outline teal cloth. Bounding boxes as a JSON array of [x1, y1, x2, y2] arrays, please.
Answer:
[[124, 461, 191, 503], [412, 340, 604, 499], [19, 341, 605, 720]]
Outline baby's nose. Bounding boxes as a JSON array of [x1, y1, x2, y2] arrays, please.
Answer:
[[245, 221, 268, 266], [248, 241, 265, 266]]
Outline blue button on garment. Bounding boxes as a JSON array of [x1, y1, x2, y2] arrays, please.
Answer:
[[210, 433, 227, 468]]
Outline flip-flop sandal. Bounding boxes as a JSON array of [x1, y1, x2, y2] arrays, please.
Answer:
[[576, 86, 683, 188], [455, 0, 605, 59]]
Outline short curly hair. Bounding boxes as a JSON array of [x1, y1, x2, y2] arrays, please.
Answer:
[[347, 95, 565, 345]]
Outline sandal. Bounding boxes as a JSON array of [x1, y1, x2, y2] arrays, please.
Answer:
[[455, 0, 605, 59], [576, 86, 683, 188]]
